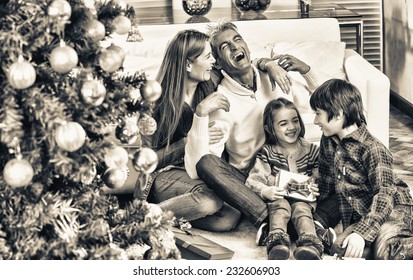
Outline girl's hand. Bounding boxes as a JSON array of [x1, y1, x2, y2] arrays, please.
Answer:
[[208, 121, 224, 144], [342, 232, 365, 258], [261, 186, 285, 201], [309, 178, 320, 197]]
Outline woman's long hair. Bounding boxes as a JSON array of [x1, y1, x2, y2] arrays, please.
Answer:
[[153, 29, 210, 147]]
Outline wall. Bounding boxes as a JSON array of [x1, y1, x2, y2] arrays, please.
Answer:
[[383, 0, 413, 107]]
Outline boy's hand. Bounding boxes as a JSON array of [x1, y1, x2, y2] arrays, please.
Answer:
[[342, 232, 365, 258]]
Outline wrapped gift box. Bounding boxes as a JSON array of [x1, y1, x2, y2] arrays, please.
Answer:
[[172, 228, 234, 260]]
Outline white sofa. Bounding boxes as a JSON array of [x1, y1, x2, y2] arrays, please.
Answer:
[[111, 17, 390, 147]]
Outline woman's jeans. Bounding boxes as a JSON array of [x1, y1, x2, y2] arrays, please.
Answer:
[[197, 154, 341, 230], [151, 167, 240, 232], [268, 199, 316, 237]]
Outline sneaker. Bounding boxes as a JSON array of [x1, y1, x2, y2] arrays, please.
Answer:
[[255, 222, 269, 246], [314, 221, 337, 255]]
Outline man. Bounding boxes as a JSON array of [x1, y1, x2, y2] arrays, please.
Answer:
[[184, 20, 338, 250]]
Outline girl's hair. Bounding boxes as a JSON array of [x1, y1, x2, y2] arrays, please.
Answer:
[[263, 97, 305, 145], [309, 78, 366, 128], [207, 19, 238, 59], [153, 29, 210, 146]]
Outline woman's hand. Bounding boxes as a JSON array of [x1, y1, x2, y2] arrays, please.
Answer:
[[261, 186, 285, 201], [274, 54, 310, 74], [263, 60, 292, 94], [208, 121, 224, 144], [195, 92, 230, 117], [342, 232, 365, 258]]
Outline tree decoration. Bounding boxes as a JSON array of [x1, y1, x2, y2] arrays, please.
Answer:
[[126, 21, 143, 42], [49, 40, 79, 73], [140, 80, 162, 102], [107, 43, 126, 64], [86, 19, 106, 42], [3, 156, 34, 188], [79, 164, 97, 185], [132, 147, 158, 173], [48, 0, 72, 22], [115, 116, 140, 144], [112, 14, 132, 35], [138, 114, 157, 136], [7, 55, 37, 90], [98, 47, 124, 73], [104, 145, 129, 168], [128, 87, 142, 102], [80, 77, 107, 106], [54, 121, 86, 152], [102, 165, 129, 189]]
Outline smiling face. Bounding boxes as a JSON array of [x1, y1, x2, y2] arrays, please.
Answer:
[[213, 29, 251, 75], [313, 108, 344, 137], [272, 107, 302, 146], [188, 41, 215, 82]]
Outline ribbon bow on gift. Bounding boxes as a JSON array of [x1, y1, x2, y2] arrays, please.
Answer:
[[286, 179, 312, 197]]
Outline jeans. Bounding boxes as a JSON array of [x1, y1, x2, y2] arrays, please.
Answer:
[[196, 154, 268, 228], [269, 199, 316, 237], [151, 167, 240, 232], [332, 205, 413, 260]]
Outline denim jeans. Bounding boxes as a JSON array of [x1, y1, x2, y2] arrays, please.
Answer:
[[196, 154, 268, 228], [151, 167, 240, 232], [332, 205, 413, 260], [268, 199, 316, 237]]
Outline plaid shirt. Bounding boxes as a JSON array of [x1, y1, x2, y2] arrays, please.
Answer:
[[318, 124, 413, 244]]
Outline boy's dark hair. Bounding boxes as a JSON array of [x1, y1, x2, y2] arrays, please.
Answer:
[[263, 97, 305, 145], [309, 79, 367, 128]]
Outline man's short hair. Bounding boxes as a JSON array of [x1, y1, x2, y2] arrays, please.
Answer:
[[310, 78, 367, 128], [207, 19, 238, 59]]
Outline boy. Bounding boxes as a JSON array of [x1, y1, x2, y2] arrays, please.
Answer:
[[310, 78, 413, 259]]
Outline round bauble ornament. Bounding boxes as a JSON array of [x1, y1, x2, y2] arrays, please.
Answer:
[[107, 43, 126, 63], [48, 0, 72, 21], [55, 121, 86, 152], [132, 147, 158, 173], [104, 146, 129, 168], [50, 42, 79, 74], [7, 55, 36, 90], [98, 48, 123, 73], [140, 80, 162, 102], [80, 164, 97, 185], [80, 79, 106, 106], [3, 158, 34, 188], [137, 114, 157, 136], [86, 19, 106, 42], [115, 118, 139, 144], [112, 14, 132, 35], [102, 165, 129, 189]]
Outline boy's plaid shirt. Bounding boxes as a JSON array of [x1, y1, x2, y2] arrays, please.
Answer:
[[318, 124, 413, 244]]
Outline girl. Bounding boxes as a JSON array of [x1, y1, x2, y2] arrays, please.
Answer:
[[245, 97, 325, 260], [136, 29, 241, 232]]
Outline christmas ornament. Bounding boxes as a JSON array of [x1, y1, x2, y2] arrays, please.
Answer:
[[48, 0, 72, 22], [3, 157, 34, 188], [80, 78, 106, 106], [112, 14, 131, 35], [104, 146, 129, 168], [7, 55, 36, 90], [80, 164, 97, 185], [107, 43, 126, 64], [102, 165, 129, 189], [137, 114, 157, 136], [83, 0, 97, 15], [126, 23, 143, 42], [49, 41, 79, 74], [132, 147, 158, 173], [140, 80, 162, 102], [98, 48, 124, 73], [86, 19, 106, 42], [128, 87, 142, 102], [55, 121, 86, 152], [115, 117, 139, 144]]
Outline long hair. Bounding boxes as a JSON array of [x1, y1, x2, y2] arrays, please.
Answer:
[[153, 29, 210, 147], [309, 78, 366, 128], [263, 97, 305, 145]]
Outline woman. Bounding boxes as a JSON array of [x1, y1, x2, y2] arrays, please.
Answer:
[[137, 29, 241, 231]]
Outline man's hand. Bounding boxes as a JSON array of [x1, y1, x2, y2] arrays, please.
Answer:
[[263, 60, 292, 94], [195, 92, 230, 117], [275, 54, 310, 74], [208, 121, 224, 144], [342, 232, 365, 258]]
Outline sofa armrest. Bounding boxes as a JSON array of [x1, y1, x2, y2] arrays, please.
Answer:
[[343, 49, 390, 147]]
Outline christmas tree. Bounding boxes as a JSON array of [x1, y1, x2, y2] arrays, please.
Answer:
[[0, 0, 180, 260]]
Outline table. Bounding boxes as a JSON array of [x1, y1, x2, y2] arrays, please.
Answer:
[[132, 2, 363, 55]]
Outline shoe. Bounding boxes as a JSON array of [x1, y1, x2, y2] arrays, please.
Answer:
[[255, 222, 268, 246], [294, 234, 324, 260], [268, 245, 290, 260], [314, 221, 337, 255], [265, 232, 291, 260]]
